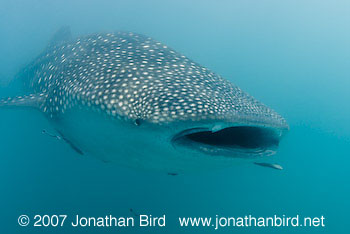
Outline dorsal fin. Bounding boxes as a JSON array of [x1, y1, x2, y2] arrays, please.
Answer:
[[47, 26, 72, 47]]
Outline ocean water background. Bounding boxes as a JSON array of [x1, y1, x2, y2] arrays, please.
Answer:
[[0, 0, 349, 233]]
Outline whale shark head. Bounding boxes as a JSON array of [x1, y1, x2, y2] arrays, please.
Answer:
[[1, 29, 288, 172], [126, 72, 288, 160], [80, 32, 288, 160]]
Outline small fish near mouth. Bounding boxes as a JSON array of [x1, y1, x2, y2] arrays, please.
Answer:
[[254, 162, 283, 170]]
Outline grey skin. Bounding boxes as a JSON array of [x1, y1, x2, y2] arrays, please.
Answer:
[[0, 27, 288, 173]]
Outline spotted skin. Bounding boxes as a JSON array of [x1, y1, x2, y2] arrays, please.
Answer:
[[0, 30, 288, 172], [13, 31, 288, 129]]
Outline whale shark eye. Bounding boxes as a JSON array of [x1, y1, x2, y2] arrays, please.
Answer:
[[135, 119, 142, 126]]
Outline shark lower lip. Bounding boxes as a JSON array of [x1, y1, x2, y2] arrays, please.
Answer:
[[171, 126, 283, 158]]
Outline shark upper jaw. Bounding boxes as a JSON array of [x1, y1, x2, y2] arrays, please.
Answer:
[[171, 122, 287, 158]]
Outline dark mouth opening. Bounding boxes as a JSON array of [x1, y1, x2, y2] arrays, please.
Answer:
[[172, 126, 280, 152]]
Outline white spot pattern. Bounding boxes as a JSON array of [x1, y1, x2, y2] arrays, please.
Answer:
[[18, 32, 287, 127]]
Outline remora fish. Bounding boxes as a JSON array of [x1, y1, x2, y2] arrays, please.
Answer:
[[0, 27, 288, 172]]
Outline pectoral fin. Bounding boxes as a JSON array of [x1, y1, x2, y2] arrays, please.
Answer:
[[55, 130, 84, 155]]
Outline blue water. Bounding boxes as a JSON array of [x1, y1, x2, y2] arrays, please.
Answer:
[[1, 0, 349, 233]]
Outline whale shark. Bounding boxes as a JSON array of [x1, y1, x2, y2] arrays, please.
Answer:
[[0, 27, 288, 173]]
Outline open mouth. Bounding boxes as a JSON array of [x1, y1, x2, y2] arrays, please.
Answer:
[[172, 126, 282, 157]]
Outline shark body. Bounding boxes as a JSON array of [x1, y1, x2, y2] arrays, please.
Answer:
[[0, 27, 288, 172]]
